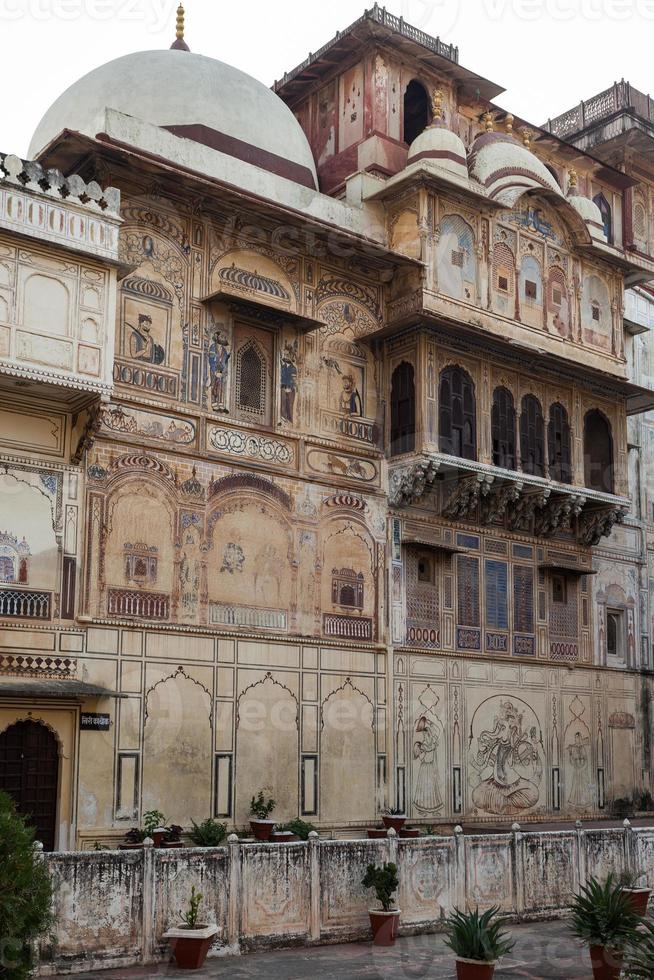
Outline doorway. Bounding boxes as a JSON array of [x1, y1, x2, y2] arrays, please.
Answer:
[[0, 719, 59, 850]]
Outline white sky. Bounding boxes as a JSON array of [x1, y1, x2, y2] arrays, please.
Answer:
[[4, 0, 654, 158]]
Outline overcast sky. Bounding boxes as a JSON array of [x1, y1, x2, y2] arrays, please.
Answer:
[[4, 0, 654, 158]]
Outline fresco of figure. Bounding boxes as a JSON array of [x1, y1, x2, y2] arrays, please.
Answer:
[[280, 342, 298, 424], [207, 329, 231, 412], [470, 700, 542, 815], [128, 313, 165, 364], [413, 715, 444, 813], [339, 374, 362, 416], [567, 731, 591, 810]]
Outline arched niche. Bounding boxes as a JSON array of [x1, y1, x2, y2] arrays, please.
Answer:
[[23, 274, 69, 336], [0, 472, 58, 591], [320, 680, 375, 824], [142, 668, 212, 823], [321, 519, 375, 620], [234, 673, 299, 826], [436, 214, 476, 303], [104, 481, 176, 595], [210, 248, 296, 313]]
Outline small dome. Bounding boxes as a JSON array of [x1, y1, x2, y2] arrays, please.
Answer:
[[567, 186, 608, 244], [469, 131, 560, 206], [29, 49, 318, 189], [407, 120, 468, 180]]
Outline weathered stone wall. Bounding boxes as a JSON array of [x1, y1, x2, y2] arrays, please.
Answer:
[[39, 823, 653, 973]]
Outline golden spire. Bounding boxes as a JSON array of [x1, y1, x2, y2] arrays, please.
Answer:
[[431, 88, 444, 124], [568, 167, 578, 189], [171, 3, 190, 51], [484, 110, 494, 133], [505, 113, 514, 135]]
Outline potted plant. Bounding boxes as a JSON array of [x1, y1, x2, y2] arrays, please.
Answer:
[[399, 826, 420, 839], [143, 810, 168, 847], [278, 818, 316, 841], [163, 886, 218, 969], [568, 875, 640, 980], [362, 862, 400, 946], [162, 824, 184, 848], [625, 918, 654, 978], [249, 791, 276, 841], [381, 807, 407, 833], [618, 869, 651, 916], [189, 818, 227, 848], [444, 906, 514, 980], [367, 827, 388, 839]]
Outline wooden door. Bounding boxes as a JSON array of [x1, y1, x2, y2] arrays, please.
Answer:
[[0, 719, 59, 850]]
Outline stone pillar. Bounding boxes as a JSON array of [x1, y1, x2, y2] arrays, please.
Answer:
[[454, 825, 466, 909], [227, 834, 241, 948], [141, 838, 155, 964], [308, 831, 321, 941], [623, 818, 636, 876], [511, 822, 525, 917], [574, 819, 587, 890], [387, 826, 398, 867]]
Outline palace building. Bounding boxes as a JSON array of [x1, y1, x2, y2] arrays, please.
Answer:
[[1, 7, 653, 849]]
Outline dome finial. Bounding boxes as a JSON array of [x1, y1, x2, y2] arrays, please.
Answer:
[[431, 88, 444, 124], [484, 110, 494, 133], [568, 167, 578, 189], [505, 113, 513, 135], [521, 128, 532, 148], [171, 3, 190, 51]]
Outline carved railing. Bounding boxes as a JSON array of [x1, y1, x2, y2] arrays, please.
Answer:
[[323, 613, 373, 641], [210, 604, 287, 631], [107, 588, 169, 621], [0, 153, 121, 216], [0, 653, 76, 675], [546, 80, 654, 139], [0, 587, 51, 620], [274, 4, 457, 90]]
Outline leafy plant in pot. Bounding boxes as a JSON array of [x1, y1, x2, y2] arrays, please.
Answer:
[[624, 917, 654, 978], [618, 869, 651, 917], [189, 818, 227, 848], [362, 862, 400, 946], [444, 906, 514, 980], [249, 791, 276, 841], [163, 886, 219, 969], [568, 874, 640, 980], [381, 806, 406, 833]]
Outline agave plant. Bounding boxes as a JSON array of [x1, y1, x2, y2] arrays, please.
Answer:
[[568, 875, 640, 950], [444, 906, 515, 963], [625, 919, 654, 978]]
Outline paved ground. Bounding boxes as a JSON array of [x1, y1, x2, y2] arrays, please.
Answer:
[[52, 920, 606, 979]]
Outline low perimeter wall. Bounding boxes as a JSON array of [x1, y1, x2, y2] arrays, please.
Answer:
[[39, 822, 654, 973]]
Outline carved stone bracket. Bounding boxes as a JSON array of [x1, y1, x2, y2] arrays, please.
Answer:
[[389, 457, 441, 508], [442, 473, 494, 520], [578, 505, 628, 546], [481, 480, 522, 525], [534, 493, 586, 538], [508, 488, 550, 532]]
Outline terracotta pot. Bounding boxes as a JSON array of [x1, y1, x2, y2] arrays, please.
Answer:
[[368, 908, 400, 946], [588, 945, 623, 980], [118, 842, 143, 850], [621, 886, 651, 916], [399, 827, 420, 839], [455, 958, 496, 980], [270, 831, 297, 842], [164, 924, 219, 970], [250, 819, 275, 841], [382, 814, 407, 833], [162, 840, 184, 848], [367, 828, 388, 839], [152, 829, 166, 847]]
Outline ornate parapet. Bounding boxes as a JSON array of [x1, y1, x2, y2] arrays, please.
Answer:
[[388, 451, 629, 545], [0, 153, 121, 262]]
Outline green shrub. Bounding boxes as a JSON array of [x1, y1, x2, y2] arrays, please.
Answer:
[[0, 792, 53, 980], [142, 810, 166, 836], [569, 875, 640, 951], [444, 906, 515, 963], [278, 818, 316, 841], [189, 818, 227, 847], [362, 862, 398, 912], [180, 886, 203, 929], [625, 918, 654, 977], [250, 792, 275, 820]]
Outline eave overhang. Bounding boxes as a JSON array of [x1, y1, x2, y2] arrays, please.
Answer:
[[0, 680, 127, 701], [200, 288, 325, 331]]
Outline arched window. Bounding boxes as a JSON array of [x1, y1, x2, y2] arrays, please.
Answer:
[[390, 361, 415, 456], [593, 193, 612, 243], [491, 387, 516, 469], [236, 342, 265, 414], [584, 410, 613, 493], [520, 395, 545, 477], [439, 366, 476, 460], [403, 79, 430, 145], [548, 403, 572, 483]]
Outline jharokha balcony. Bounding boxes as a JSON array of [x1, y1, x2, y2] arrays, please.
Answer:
[[388, 452, 629, 547]]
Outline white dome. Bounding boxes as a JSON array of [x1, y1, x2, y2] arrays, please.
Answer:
[[468, 132, 560, 206], [567, 191, 608, 244], [29, 49, 318, 189], [407, 121, 468, 180]]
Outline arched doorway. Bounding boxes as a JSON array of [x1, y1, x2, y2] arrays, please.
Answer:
[[0, 720, 59, 850]]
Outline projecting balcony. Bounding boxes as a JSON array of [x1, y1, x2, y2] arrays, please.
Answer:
[[388, 451, 630, 546], [0, 154, 122, 408], [0, 587, 51, 620]]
